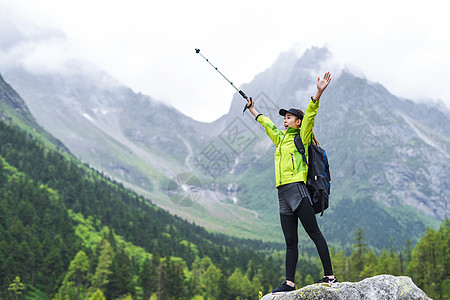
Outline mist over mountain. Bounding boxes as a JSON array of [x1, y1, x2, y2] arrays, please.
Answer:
[[1, 19, 448, 250]]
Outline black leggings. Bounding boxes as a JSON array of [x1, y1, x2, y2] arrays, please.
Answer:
[[280, 199, 333, 282]]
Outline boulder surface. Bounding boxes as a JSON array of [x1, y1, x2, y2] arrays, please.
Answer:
[[261, 275, 431, 300]]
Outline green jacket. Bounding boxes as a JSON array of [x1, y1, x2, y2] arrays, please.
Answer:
[[256, 98, 319, 187]]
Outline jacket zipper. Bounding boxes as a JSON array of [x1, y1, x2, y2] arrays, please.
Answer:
[[290, 153, 295, 170], [278, 135, 286, 185]]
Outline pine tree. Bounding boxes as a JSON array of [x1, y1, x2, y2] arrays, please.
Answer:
[[245, 260, 257, 282], [227, 268, 252, 299], [331, 249, 348, 281], [402, 238, 413, 275], [359, 249, 378, 279], [29, 235, 43, 287], [42, 234, 67, 292], [204, 262, 224, 300], [376, 250, 393, 275], [8, 276, 25, 300], [105, 248, 134, 299], [409, 221, 449, 299], [304, 274, 314, 285], [0, 158, 6, 186], [91, 239, 114, 292], [88, 289, 106, 300], [140, 257, 156, 300], [157, 257, 169, 300], [64, 250, 90, 300], [189, 257, 205, 297], [167, 259, 187, 299], [150, 253, 160, 294], [349, 227, 367, 281]]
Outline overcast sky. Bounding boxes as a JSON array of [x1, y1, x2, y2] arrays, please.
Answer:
[[1, 0, 449, 122]]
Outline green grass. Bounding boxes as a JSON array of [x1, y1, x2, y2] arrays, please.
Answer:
[[146, 189, 285, 244]]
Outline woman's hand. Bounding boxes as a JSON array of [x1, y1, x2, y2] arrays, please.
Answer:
[[314, 72, 332, 101], [246, 97, 254, 109], [317, 72, 331, 92], [246, 97, 259, 117]]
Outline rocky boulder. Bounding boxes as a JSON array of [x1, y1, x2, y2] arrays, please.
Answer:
[[261, 275, 430, 300]]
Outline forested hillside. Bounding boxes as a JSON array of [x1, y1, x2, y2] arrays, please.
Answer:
[[0, 119, 285, 298], [0, 111, 448, 299]]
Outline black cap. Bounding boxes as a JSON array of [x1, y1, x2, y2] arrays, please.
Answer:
[[279, 108, 303, 120]]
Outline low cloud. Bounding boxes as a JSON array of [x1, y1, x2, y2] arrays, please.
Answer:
[[1, 0, 449, 122], [0, 10, 74, 75]]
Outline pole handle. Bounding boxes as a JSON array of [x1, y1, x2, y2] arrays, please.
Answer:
[[239, 90, 252, 115], [239, 90, 248, 99], [242, 97, 252, 115]]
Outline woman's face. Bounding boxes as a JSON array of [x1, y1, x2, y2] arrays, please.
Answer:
[[283, 112, 301, 130]]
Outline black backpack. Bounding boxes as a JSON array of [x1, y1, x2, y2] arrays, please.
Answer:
[[294, 134, 331, 216]]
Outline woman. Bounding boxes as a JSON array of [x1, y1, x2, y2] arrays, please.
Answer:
[[246, 72, 337, 292]]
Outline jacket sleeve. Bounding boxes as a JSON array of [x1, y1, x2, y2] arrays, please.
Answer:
[[256, 114, 284, 146], [300, 98, 319, 146]]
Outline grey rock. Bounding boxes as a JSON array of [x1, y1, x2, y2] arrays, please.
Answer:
[[262, 275, 431, 300]]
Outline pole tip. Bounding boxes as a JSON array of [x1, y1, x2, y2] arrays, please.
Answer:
[[195, 48, 200, 53]]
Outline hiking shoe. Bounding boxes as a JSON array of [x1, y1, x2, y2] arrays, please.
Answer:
[[317, 276, 339, 284], [272, 281, 295, 293]]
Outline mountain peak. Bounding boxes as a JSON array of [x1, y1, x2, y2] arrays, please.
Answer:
[[294, 46, 331, 69]]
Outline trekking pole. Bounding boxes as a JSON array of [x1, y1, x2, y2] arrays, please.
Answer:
[[195, 48, 252, 114]]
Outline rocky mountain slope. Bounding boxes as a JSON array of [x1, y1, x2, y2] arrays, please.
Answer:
[[0, 74, 69, 151], [1, 44, 448, 249]]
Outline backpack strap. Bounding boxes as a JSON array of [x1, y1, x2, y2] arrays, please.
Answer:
[[294, 133, 308, 166]]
